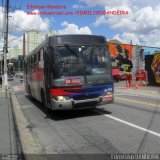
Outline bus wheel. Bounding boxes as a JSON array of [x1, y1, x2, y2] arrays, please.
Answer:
[[41, 91, 50, 113]]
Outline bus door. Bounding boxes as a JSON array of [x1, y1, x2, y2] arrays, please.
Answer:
[[43, 47, 52, 106]]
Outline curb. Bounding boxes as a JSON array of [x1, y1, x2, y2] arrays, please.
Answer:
[[9, 89, 43, 157]]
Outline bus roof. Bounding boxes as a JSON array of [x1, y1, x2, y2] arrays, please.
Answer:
[[49, 34, 106, 45], [25, 34, 107, 58]]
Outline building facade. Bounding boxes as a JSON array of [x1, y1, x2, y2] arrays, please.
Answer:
[[108, 40, 160, 85], [26, 30, 42, 54], [8, 45, 23, 59]]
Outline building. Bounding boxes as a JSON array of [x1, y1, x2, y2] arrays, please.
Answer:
[[108, 40, 160, 85], [26, 30, 42, 54], [26, 29, 57, 53], [8, 45, 23, 59], [7, 45, 23, 72]]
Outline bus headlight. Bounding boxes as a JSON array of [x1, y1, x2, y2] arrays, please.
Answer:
[[53, 96, 70, 101], [103, 89, 112, 96]]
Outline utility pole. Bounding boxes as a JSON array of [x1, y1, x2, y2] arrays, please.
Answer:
[[3, 0, 9, 97], [23, 33, 26, 57], [1, 55, 2, 75], [0, 51, 3, 75], [22, 33, 26, 72]]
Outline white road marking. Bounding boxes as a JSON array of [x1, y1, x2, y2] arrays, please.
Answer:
[[95, 111, 160, 138]]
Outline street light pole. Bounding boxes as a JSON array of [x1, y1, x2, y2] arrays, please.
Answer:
[[3, 0, 9, 97]]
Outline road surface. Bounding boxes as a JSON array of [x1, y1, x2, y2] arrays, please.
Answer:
[[9, 80, 160, 159]]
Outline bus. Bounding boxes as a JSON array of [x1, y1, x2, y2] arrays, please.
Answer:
[[24, 35, 114, 110]]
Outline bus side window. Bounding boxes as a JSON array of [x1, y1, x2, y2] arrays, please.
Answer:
[[31, 55, 34, 66], [38, 52, 40, 61], [25, 60, 27, 69], [28, 57, 31, 68], [34, 54, 37, 64], [40, 49, 43, 61], [30, 57, 32, 68]]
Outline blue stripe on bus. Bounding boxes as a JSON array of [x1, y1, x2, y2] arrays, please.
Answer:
[[66, 84, 113, 97]]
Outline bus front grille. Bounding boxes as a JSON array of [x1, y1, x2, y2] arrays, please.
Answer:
[[73, 94, 99, 100]]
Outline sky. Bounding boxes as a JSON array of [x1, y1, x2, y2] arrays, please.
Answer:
[[1, 0, 160, 49]]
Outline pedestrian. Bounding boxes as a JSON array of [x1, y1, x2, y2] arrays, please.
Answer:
[[0, 75, 2, 87]]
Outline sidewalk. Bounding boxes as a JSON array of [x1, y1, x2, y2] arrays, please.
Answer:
[[0, 86, 21, 155]]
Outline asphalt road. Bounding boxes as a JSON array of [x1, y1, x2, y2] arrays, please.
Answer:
[[9, 80, 160, 159]]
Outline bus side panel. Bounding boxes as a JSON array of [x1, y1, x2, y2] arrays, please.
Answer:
[[36, 60, 45, 102], [24, 50, 46, 103], [31, 53, 45, 102]]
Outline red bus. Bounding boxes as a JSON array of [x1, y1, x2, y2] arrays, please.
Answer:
[[24, 35, 114, 111]]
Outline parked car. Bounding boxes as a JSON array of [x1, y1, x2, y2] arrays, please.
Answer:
[[135, 69, 147, 81]]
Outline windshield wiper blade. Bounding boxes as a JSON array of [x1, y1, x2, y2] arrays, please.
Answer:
[[64, 44, 87, 84], [64, 44, 78, 58]]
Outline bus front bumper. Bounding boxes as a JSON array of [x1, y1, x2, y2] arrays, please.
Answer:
[[51, 95, 114, 110]]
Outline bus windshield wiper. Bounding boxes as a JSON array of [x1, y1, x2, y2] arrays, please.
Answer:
[[64, 44, 87, 84], [64, 44, 78, 58]]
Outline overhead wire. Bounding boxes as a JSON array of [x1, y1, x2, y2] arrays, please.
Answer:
[[2, 0, 51, 56], [9, 18, 32, 32], [7, 0, 22, 59]]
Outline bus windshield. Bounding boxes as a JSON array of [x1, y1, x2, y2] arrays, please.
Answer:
[[53, 45, 112, 85]]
